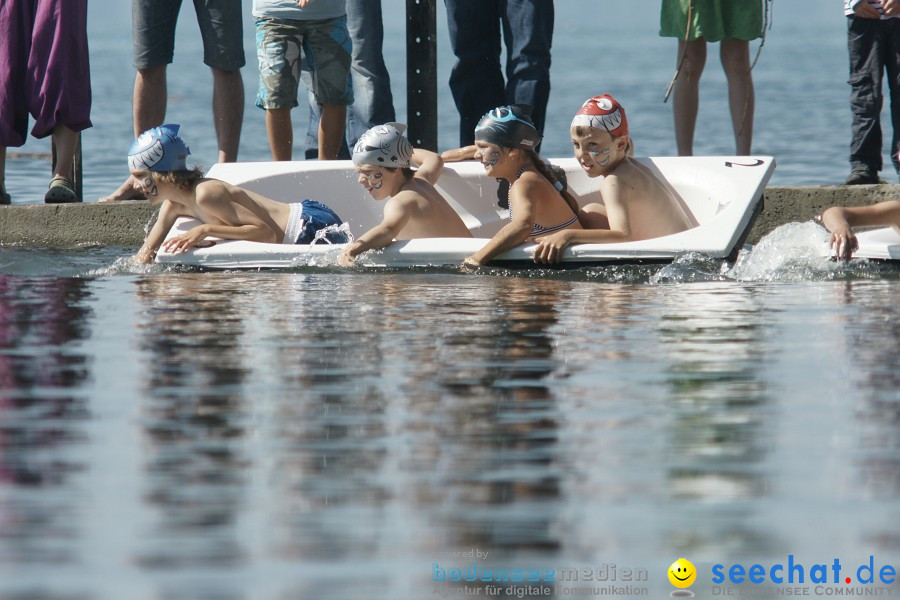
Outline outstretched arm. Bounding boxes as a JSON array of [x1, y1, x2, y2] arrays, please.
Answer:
[[822, 200, 900, 260], [532, 177, 632, 264], [338, 197, 411, 266], [162, 185, 278, 254], [411, 148, 444, 184], [135, 200, 188, 263], [441, 145, 477, 163], [462, 184, 536, 268]]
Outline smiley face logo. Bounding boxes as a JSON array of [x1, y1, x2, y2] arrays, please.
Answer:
[[668, 558, 697, 588]]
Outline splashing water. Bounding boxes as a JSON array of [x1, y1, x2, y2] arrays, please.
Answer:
[[648, 222, 898, 285], [286, 223, 354, 267], [726, 221, 846, 282], [311, 222, 354, 246]]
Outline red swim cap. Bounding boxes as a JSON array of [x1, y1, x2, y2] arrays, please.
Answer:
[[570, 94, 628, 138]]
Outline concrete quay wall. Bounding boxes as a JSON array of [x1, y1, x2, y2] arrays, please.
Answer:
[[0, 186, 896, 249]]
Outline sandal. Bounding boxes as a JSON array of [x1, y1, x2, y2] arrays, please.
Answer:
[[44, 175, 80, 204]]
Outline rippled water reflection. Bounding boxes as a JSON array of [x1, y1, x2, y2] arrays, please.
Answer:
[[0, 269, 898, 599]]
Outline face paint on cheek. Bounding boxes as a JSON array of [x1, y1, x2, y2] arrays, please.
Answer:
[[365, 172, 383, 190], [143, 176, 158, 197], [590, 149, 610, 167], [483, 151, 501, 167]]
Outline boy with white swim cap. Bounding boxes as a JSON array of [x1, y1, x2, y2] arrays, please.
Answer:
[[532, 94, 697, 264], [338, 122, 471, 267], [131, 124, 348, 264]]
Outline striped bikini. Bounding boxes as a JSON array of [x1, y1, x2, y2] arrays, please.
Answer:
[[508, 162, 579, 237]]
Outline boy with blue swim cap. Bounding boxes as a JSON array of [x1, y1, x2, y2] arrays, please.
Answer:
[[337, 122, 471, 267], [131, 124, 348, 264]]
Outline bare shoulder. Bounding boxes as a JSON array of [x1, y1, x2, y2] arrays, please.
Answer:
[[194, 179, 235, 205], [159, 198, 192, 218], [391, 187, 430, 209]]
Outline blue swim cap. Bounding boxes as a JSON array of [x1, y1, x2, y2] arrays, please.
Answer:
[[352, 122, 414, 168], [474, 104, 541, 150], [128, 124, 191, 172]]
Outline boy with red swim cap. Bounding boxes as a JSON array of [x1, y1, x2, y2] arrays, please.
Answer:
[[532, 94, 697, 264]]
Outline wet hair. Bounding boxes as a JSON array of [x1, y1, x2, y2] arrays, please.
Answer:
[[151, 166, 204, 190], [382, 166, 415, 179], [524, 150, 586, 227]]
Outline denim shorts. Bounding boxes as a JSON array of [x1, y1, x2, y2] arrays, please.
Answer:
[[255, 16, 353, 109], [132, 0, 246, 71], [293, 200, 349, 245]]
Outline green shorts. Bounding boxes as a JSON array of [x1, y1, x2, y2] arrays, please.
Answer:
[[255, 16, 353, 109], [659, 0, 763, 42]]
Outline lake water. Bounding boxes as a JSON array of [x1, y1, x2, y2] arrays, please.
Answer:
[[2, 2, 900, 599]]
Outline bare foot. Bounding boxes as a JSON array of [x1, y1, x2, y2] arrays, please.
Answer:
[[99, 175, 147, 202]]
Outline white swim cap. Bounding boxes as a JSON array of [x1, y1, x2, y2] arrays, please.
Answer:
[[352, 122, 413, 168]]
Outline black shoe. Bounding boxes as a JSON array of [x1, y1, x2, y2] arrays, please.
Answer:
[[845, 166, 879, 185], [0, 185, 9, 205], [44, 175, 80, 203]]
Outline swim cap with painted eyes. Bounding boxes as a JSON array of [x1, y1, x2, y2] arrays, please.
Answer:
[[352, 122, 414, 168], [570, 94, 629, 138], [474, 104, 542, 150], [128, 123, 191, 172]]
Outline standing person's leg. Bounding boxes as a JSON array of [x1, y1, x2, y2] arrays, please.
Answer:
[[501, 0, 553, 140], [672, 38, 707, 156], [0, 0, 31, 205], [256, 18, 304, 161], [720, 38, 754, 155], [28, 0, 92, 203], [101, 0, 180, 201], [266, 108, 294, 160], [211, 69, 244, 162], [847, 16, 884, 183], [50, 126, 79, 179], [884, 19, 900, 178], [344, 0, 395, 147], [0, 149, 7, 204], [195, 0, 245, 163], [318, 104, 347, 160], [134, 66, 167, 136], [444, 0, 505, 146], [302, 17, 353, 160]]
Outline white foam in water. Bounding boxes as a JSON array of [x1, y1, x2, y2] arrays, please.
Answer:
[[725, 221, 838, 282], [311, 222, 353, 246], [287, 223, 354, 267], [649, 221, 895, 285], [650, 252, 729, 284]]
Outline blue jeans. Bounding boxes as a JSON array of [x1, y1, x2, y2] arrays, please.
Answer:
[[847, 15, 900, 174], [443, 0, 553, 147], [304, 0, 396, 159]]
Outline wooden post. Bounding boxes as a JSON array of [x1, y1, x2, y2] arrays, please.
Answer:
[[406, 0, 438, 151]]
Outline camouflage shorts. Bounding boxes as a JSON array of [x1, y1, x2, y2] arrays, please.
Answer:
[[255, 16, 353, 109]]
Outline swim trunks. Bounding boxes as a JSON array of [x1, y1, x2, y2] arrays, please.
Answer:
[[283, 199, 349, 244]]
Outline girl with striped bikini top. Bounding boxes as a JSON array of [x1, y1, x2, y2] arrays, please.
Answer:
[[441, 104, 585, 268]]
